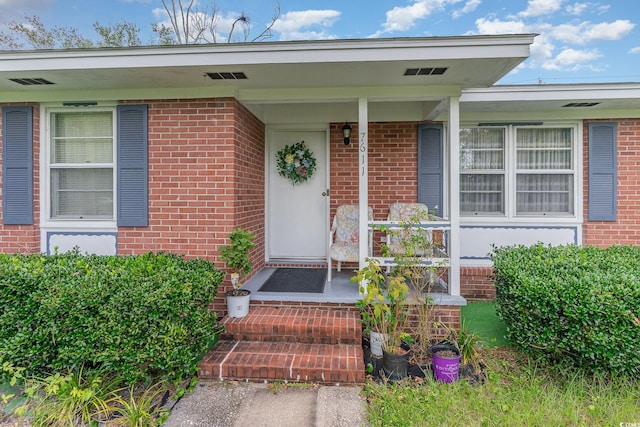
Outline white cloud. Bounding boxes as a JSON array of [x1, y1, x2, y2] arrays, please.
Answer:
[[273, 10, 341, 40], [552, 19, 634, 44], [378, 0, 461, 34], [452, 0, 482, 19], [519, 0, 566, 17], [474, 17, 529, 34], [467, 0, 633, 77], [528, 33, 556, 63], [565, 2, 589, 15], [586, 19, 635, 40], [541, 47, 602, 70]]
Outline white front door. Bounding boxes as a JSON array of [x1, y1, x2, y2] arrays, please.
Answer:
[[267, 129, 328, 261]]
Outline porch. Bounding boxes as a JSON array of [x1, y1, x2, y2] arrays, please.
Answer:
[[198, 265, 465, 385]]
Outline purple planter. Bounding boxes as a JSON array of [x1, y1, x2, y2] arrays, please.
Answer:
[[431, 343, 461, 383]]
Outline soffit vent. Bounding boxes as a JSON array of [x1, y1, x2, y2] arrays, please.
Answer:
[[562, 102, 600, 108], [206, 72, 247, 80], [404, 67, 448, 76], [9, 77, 56, 86]]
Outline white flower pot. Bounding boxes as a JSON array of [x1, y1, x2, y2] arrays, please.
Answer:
[[369, 331, 387, 357], [226, 290, 251, 318]]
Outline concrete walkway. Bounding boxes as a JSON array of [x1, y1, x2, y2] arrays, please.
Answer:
[[163, 381, 369, 427]]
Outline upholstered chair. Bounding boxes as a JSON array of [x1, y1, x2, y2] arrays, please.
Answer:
[[328, 205, 373, 281]]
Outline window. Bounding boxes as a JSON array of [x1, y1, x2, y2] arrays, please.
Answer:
[[516, 128, 574, 215], [460, 128, 505, 215], [460, 125, 577, 218], [49, 110, 115, 220]]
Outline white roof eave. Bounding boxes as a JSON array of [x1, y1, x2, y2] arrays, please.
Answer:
[[0, 34, 537, 72], [461, 83, 640, 102]]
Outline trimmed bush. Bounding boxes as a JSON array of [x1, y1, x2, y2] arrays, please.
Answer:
[[492, 244, 640, 377], [0, 251, 224, 384]]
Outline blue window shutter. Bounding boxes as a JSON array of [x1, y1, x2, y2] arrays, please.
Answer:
[[2, 106, 33, 225], [588, 122, 617, 221], [117, 105, 148, 227], [418, 124, 443, 217]]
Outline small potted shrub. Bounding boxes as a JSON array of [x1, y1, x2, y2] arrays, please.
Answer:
[[352, 258, 410, 381], [219, 228, 256, 318]]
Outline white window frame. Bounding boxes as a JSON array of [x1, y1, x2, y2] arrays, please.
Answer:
[[41, 105, 118, 229], [460, 122, 582, 222]]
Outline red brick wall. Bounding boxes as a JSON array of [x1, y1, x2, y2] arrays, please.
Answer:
[[404, 305, 461, 337], [0, 104, 41, 253], [117, 98, 265, 314], [583, 119, 640, 246], [329, 122, 419, 222], [460, 267, 495, 301]]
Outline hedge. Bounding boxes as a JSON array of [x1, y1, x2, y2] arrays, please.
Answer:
[[492, 244, 640, 377], [0, 251, 225, 384]]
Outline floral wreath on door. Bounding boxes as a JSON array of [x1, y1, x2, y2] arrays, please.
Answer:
[[275, 141, 317, 185]]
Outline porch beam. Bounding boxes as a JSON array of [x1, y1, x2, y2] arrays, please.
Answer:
[[358, 98, 369, 272], [448, 96, 461, 297], [238, 85, 462, 103]]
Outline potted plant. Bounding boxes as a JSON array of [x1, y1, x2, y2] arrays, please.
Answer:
[[352, 258, 410, 381], [219, 228, 256, 318], [431, 321, 482, 383]]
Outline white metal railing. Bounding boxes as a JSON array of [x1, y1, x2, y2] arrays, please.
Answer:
[[366, 219, 452, 288]]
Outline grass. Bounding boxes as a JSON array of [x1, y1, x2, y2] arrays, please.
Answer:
[[364, 347, 640, 426], [461, 301, 510, 347], [365, 302, 639, 425]]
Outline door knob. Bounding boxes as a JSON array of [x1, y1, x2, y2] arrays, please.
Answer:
[[322, 189, 330, 197]]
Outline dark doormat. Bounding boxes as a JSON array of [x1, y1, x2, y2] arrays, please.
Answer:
[[258, 268, 326, 293]]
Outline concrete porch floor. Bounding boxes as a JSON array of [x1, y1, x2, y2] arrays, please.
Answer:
[[243, 266, 466, 306], [243, 267, 361, 304]]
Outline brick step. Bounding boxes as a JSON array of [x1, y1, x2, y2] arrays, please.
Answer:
[[221, 306, 362, 345], [198, 340, 365, 385]]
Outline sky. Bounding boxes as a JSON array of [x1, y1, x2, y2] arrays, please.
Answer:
[[0, 0, 639, 85]]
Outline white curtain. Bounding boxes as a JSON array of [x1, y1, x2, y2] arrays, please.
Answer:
[[516, 129, 573, 215], [460, 128, 505, 214]]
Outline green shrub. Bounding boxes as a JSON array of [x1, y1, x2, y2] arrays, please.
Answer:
[[491, 244, 640, 377], [0, 251, 225, 384]]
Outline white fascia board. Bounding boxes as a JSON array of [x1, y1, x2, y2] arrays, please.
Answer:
[[461, 83, 640, 102], [0, 34, 536, 72]]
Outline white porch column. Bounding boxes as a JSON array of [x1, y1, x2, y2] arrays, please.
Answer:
[[448, 96, 461, 297], [358, 98, 369, 271]]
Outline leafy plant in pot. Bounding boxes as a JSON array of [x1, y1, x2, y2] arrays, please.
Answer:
[[385, 208, 449, 371], [431, 321, 482, 383], [219, 228, 256, 318], [352, 258, 410, 381]]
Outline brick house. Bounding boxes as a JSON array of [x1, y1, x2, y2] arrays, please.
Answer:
[[2, 34, 640, 318]]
